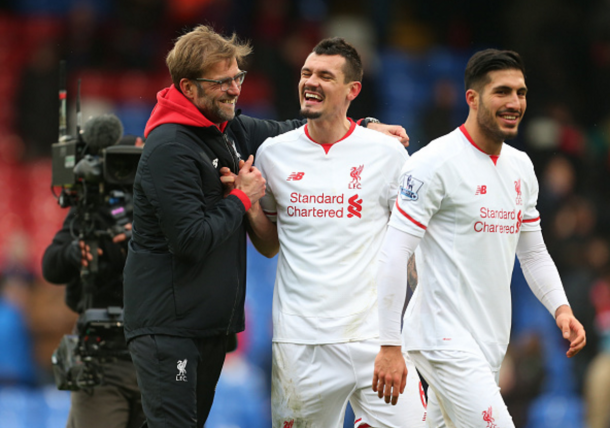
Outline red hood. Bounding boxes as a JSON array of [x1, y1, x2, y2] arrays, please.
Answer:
[[144, 85, 227, 138]]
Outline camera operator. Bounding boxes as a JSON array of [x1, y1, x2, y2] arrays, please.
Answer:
[[42, 136, 145, 428]]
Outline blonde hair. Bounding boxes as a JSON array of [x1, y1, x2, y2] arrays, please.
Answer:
[[166, 25, 252, 90]]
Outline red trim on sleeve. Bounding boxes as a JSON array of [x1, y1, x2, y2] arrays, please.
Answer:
[[523, 217, 540, 223], [262, 210, 277, 216], [229, 189, 251, 211], [394, 200, 427, 230], [304, 119, 357, 154]]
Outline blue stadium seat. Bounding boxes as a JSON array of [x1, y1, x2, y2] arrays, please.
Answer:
[[0, 300, 36, 386], [244, 243, 276, 369], [0, 387, 31, 428], [206, 355, 270, 428], [14, 0, 110, 16], [510, 259, 577, 395], [0, 387, 47, 427], [526, 394, 585, 428], [0, 385, 70, 428], [115, 102, 154, 138], [41, 386, 71, 428]]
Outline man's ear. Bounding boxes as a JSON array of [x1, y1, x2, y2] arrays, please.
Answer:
[[347, 81, 362, 102], [179, 78, 198, 101], [465, 88, 478, 111]]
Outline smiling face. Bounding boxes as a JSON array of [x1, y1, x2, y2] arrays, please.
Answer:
[[192, 57, 242, 124], [298, 53, 359, 121], [474, 68, 527, 142]]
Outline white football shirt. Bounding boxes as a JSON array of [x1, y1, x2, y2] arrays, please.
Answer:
[[256, 121, 409, 344], [389, 125, 541, 370]]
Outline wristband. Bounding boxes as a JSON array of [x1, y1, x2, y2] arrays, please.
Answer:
[[361, 117, 381, 128]]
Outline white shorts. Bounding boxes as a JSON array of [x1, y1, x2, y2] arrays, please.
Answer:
[[272, 339, 427, 428], [409, 349, 514, 428]]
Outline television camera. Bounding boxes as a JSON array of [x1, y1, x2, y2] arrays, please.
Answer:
[[50, 61, 142, 391]]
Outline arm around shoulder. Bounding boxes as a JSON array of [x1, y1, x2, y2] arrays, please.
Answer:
[[235, 115, 305, 154]]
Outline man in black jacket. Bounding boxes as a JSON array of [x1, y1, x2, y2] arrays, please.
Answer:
[[42, 137, 146, 428], [122, 25, 303, 428], [123, 25, 410, 428]]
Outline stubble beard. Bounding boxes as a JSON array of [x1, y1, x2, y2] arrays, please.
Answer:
[[477, 101, 519, 143], [300, 86, 324, 120], [204, 99, 235, 123], [196, 86, 236, 123], [300, 108, 322, 119]]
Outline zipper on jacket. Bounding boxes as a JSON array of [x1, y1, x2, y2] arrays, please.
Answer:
[[223, 134, 240, 173], [226, 273, 240, 335]]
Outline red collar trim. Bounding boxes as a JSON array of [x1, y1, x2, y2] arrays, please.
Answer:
[[218, 120, 228, 133], [459, 124, 499, 166], [144, 85, 228, 136], [304, 118, 356, 154]]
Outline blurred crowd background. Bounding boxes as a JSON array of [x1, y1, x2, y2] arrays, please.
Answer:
[[0, 0, 609, 427]]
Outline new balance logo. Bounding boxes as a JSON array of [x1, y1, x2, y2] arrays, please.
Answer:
[[475, 185, 487, 195], [287, 172, 305, 181], [212, 158, 219, 168], [176, 359, 188, 382], [347, 194, 363, 218]]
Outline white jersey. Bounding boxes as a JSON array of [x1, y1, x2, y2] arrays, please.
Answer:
[[389, 125, 541, 371], [256, 121, 409, 344]]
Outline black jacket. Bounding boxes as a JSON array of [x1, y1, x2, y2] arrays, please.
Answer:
[[123, 86, 303, 341], [42, 207, 128, 313]]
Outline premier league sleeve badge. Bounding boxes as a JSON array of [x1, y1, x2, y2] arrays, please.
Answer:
[[399, 174, 424, 201]]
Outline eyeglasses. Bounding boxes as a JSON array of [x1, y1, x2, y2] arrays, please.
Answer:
[[193, 71, 247, 91]]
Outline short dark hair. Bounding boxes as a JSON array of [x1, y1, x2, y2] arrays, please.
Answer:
[[312, 37, 363, 83], [464, 49, 525, 92]]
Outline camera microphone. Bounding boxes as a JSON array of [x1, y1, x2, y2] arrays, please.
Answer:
[[82, 114, 124, 155]]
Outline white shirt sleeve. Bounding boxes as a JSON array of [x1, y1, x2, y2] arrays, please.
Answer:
[[521, 156, 542, 231], [389, 154, 444, 238], [515, 230, 569, 317], [255, 141, 278, 223], [377, 226, 422, 345], [385, 147, 410, 212]]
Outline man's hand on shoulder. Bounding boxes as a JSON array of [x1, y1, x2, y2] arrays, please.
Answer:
[[367, 122, 410, 147]]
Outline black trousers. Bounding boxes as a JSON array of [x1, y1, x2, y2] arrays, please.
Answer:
[[128, 334, 228, 428]]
